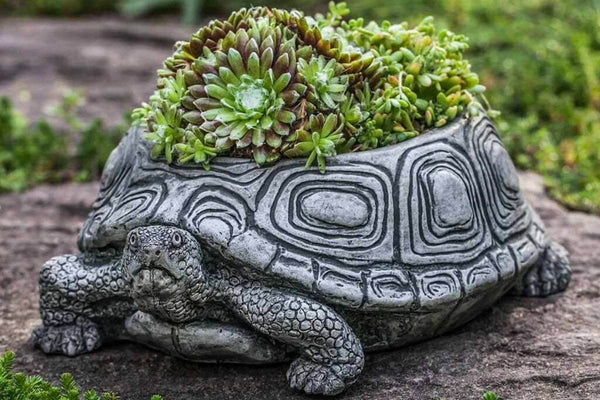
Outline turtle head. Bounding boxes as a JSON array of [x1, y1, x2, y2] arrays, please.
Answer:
[[122, 226, 214, 317]]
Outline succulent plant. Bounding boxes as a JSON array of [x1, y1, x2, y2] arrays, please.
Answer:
[[179, 19, 310, 165], [133, 69, 189, 162], [298, 55, 349, 111], [284, 113, 345, 173], [134, 2, 495, 172], [174, 126, 218, 170]]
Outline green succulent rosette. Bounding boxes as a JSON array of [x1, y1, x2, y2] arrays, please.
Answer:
[[298, 55, 349, 111], [133, 2, 496, 172], [284, 113, 345, 173], [180, 19, 311, 165]]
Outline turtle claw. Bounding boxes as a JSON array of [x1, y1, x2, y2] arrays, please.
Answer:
[[32, 321, 102, 356], [516, 242, 571, 297], [286, 358, 347, 396]]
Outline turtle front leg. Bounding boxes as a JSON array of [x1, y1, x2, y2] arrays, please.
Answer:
[[512, 242, 572, 297], [32, 254, 135, 356], [218, 267, 364, 396]]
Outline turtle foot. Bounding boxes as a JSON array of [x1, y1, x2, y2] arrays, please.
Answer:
[[287, 358, 350, 396], [31, 319, 102, 356], [514, 242, 571, 297]]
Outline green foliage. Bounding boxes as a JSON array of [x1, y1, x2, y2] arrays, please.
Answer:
[[0, 97, 68, 192], [1, 0, 322, 18], [285, 113, 345, 173], [0, 92, 126, 193], [118, 0, 323, 24], [0, 352, 162, 400], [119, 0, 204, 25], [483, 391, 501, 400], [135, 2, 490, 171], [3, 0, 598, 213], [174, 126, 218, 169], [0, 0, 118, 16], [338, 0, 600, 213], [298, 55, 349, 110]]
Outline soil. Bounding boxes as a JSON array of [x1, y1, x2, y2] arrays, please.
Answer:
[[1, 16, 600, 400]]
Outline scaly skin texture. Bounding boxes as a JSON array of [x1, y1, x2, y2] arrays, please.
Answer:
[[34, 226, 364, 395], [32, 225, 569, 395], [120, 226, 214, 323], [212, 266, 365, 395], [121, 226, 364, 395], [512, 242, 572, 297], [32, 254, 134, 356]]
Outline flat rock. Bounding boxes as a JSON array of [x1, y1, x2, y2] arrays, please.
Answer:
[[0, 172, 599, 399]]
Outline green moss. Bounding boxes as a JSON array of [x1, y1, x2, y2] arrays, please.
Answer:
[[135, 2, 492, 171]]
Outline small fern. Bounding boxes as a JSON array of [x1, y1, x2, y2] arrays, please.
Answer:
[[0, 352, 162, 400]]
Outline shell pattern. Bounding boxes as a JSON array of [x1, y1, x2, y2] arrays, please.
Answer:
[[79, 115, 547, 346]]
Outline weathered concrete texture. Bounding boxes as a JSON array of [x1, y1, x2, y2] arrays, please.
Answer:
[[1, 172, 599, 399], [31, 116, 569, 396]]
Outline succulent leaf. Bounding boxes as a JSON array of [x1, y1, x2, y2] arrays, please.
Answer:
[[284, 113, 344, 173], [297, 56, 350, 112], [137, 3, 493, 171]]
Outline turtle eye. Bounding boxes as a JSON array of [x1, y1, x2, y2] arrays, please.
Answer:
[[171, 232, 183, 248], [128, 232, 138, 247]]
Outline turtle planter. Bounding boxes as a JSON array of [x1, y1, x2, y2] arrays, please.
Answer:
[[32, 115, 571, 396]]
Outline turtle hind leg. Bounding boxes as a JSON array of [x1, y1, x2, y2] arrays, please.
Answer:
[[513, 242, 572, 297], [218, 267, 364, 396], [254, 291, 363, 396], [285, 317, 364, 396]]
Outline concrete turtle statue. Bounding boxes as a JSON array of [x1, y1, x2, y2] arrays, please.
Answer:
[[32, 115, 571, 396]]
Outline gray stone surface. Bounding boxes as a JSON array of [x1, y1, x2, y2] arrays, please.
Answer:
[[30, 115, 570, 395], [0, 17, 193, 126], [125, 311, 288, 364], [0, 171, 598, 399]]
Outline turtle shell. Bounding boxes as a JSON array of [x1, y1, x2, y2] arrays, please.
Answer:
[[79, 115, 548, 318]]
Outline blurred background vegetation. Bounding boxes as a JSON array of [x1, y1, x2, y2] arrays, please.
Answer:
[[0, 92, 128, 192], [0, 0, 598, 214]]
